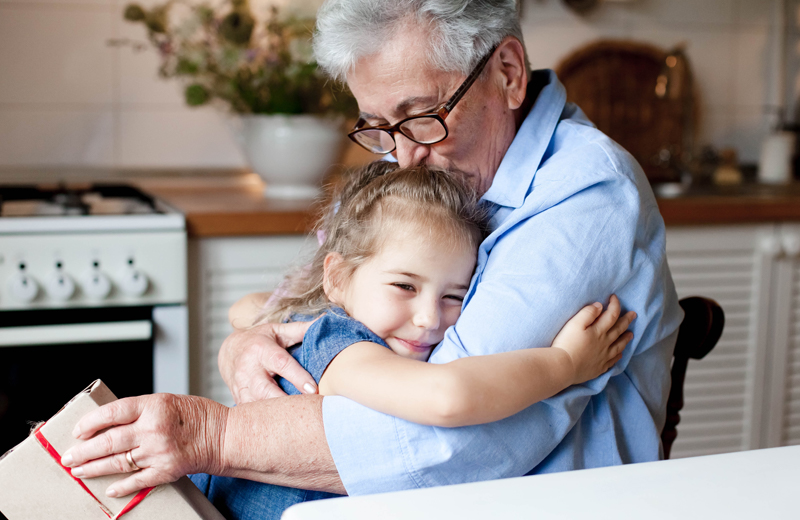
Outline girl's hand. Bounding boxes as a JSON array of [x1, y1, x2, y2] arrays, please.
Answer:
[[551, 295, 636, 384]]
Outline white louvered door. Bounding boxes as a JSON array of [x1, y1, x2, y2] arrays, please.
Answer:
[[781, 223, 800, 446], [764, 223, 800, 447], [189, 236, 315, 405], [665, 225, 776, 458]]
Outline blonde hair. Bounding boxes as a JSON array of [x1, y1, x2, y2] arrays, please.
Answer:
[[260, 161, 489, 324]]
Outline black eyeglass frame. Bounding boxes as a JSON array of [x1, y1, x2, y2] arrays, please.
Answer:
[[347, 46, 498, 154]]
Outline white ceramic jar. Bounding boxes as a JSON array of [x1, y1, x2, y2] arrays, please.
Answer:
[[758, 131, 794, 184]]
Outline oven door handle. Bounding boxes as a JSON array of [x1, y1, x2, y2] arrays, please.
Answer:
[[0, 321, 153, 347]]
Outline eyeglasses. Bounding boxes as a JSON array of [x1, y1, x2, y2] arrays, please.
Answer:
[[348, 46, 498, 154]]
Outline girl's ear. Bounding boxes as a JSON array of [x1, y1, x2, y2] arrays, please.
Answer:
[[323, 252, 346, 305]]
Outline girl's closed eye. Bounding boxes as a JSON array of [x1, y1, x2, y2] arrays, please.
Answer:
[[444, 294, 464, 302], [392, 282, 415, 292]]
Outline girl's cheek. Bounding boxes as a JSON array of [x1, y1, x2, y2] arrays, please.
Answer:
[[380, 286, 407, 301], [442, 307, 462, 329]]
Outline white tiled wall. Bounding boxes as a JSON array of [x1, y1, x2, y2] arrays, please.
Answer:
[[0, 0, 795, 168], [0, 0, 247, 168]]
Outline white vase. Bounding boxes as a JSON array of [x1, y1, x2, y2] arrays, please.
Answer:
[[235, 114, 345, 199]]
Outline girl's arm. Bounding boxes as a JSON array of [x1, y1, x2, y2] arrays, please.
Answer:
[[229, 292, 272, 330], [318, 296, 635, 427]]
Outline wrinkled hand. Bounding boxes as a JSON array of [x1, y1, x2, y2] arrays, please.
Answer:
[[219, 320, 316, 404], [61, 394, 228, 498], [552, 294, 636, 384]]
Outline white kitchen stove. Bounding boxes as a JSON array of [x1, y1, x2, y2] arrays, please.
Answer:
[[0, 184, 190, 459], [0, 184, 186, 310]]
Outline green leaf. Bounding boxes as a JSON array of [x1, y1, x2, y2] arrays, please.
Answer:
[[175, 58, 199, 75], [123, 4, 146, 22], [185, 83, 210, 106], [219, 10, 255, 46], [120, 2, 358, 115]]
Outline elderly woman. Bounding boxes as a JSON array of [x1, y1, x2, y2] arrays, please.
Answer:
[[61, 0, 682, 516]]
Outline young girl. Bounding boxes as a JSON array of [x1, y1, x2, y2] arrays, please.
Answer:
[[192, 161, 634, 518]]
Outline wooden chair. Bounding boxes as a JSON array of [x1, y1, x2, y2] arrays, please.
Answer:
[[661, 297, 725, 459]]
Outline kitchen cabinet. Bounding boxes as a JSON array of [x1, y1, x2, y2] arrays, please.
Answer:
[[188, 224, 800, 457], [666, 224, 800, 457], [665, 225, 772, 458], [766, 223, 800, 448], [188, 236, 314, 405]]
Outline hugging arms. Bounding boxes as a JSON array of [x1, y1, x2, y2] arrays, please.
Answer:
[[58, 0, 681, 503], [60, 165, 675, 500]]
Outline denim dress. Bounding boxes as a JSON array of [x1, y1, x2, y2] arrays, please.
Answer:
[[190, 306, 389, 520]]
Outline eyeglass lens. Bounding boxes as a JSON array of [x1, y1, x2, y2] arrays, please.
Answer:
[[352, 116, 448, 153], [350, 45, 497, 154], [399, 116, 447, 143], [351, 129, 398, 154]]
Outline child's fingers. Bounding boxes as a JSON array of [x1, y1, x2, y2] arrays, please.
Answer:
[[594, 294, 622, 331], [607, 311, 637, 340], [607, 330, 633, 360], [572, 302, 604, 328], [604, 351, 624, 372]]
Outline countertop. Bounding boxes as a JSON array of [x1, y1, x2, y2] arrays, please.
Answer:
[[0, 167, 322, 237], [142, 174, 800, 236], [139, 174, 321, 237], [2, 167, 800, 237], [654, 182, 800, 226]]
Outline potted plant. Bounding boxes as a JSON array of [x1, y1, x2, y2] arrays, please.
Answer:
[[120, 0, 357, 198]]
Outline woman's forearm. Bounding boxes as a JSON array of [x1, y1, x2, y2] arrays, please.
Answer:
[[218, 394, 346, 494]]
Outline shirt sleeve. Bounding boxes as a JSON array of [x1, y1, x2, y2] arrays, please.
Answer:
[[280, 310, 389, 394], [323, 154, 682, 494]]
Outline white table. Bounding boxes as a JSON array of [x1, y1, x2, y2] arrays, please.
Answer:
[[282, 446, 800, 519]]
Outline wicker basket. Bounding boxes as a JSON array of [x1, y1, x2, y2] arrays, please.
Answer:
[[555, 39, 697, 183]]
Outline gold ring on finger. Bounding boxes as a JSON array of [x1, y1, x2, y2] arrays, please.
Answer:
[[125, 450, 140, 471]]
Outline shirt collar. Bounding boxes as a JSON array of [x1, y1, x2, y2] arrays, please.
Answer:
[[481, 69, 567, 209]]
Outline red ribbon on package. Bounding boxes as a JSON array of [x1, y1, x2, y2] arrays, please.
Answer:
[[33, 424, 154, 519]]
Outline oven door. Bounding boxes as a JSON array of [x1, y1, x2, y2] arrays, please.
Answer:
[[0, 305, 187, 456]]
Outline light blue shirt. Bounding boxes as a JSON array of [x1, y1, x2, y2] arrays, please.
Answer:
[[322, 70, 683, 495]]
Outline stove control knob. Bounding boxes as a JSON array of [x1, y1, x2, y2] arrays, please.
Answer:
[[8, 273, 39, 303], [82, 270, 112, 299], [119, 268, 149, 296], [46, 271, 76, 301]]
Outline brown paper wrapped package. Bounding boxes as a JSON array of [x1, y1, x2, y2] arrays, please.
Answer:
[[0, 380, 225, 520]]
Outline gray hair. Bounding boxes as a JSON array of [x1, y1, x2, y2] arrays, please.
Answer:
[[313, 0, 528, 83]]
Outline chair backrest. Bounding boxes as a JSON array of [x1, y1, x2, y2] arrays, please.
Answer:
[[661, 297, 725, 459]]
